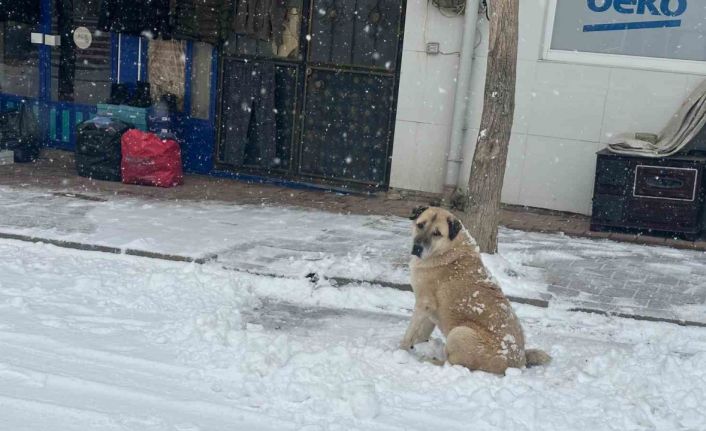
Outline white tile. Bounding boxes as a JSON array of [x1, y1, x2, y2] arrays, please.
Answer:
[[398, 51, 462, 126], [464, 58, 534, 135], [685, 74, 706, 96], [422, 54, 460, 125], [528, 63, 609, 142], [389, 120, 420, 189], [601, 69, 688, 142], [513, 60, 537, 135], [412, 123, 450, 193], [501, 133, 528, 205], [460, 61, 534, 189], [425, 5, 465, 54], [390, 121, 448, 193], [458, 130, 527, 205], [533, 61, 609, 90], [396, 51, 427, 123], [517, 0, 546, 62], [402, 0, 428, 52], [518, 136, 602, 215]]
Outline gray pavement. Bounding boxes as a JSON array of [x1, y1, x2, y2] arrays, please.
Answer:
[[0, 186, 704, 325], [500, 229, 706, 323]]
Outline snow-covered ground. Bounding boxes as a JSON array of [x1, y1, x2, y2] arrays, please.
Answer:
[[0, 187, 547, 299], [2, 239, 705, 431], [2, 186, 705, 323], [0, 187, 411, 283]]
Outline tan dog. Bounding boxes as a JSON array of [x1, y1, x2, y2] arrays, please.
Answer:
[[400, 206, 551, 375]]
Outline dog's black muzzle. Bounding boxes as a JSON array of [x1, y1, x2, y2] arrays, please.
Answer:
[[411, 244, 423, 258]]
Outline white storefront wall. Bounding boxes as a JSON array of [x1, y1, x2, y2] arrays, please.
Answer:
[[390, 0, 705, 215]]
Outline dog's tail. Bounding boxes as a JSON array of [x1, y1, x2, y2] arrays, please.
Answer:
[[525, 349, 552, 367]]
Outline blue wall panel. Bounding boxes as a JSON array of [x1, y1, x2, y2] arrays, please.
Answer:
[[179, 117, 215, 174]]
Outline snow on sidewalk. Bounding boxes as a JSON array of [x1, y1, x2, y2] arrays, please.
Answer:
[[0, 186, 705, 322], [0, 186, 521, 293], [1, 239, 706, 430]]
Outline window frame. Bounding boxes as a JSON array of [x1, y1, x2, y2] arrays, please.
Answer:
[[542, 0, 706, 75]]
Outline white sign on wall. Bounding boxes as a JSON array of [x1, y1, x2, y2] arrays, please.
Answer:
[[549, 0, 705, 63], [73, 26, 92, 50]]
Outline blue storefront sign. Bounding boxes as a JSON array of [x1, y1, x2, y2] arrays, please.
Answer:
[[550, 0, 705, 62], [584, 0, 688, 32]]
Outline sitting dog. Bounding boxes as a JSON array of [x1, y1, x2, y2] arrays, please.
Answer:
[[400, 206, 550, 374]]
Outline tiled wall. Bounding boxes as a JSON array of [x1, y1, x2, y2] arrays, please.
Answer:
[[389, 0, 464, 194], [391, 0, 706, 215]]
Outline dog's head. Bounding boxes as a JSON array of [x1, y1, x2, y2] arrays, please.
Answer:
[[408, 206, 463, 259]]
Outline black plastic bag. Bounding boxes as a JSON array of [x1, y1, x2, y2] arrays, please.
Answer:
[[76, 117, 130, 182]]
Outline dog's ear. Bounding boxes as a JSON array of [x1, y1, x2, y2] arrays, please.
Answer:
[[447, 217, 463, 240], [409, 206, 428, 220]]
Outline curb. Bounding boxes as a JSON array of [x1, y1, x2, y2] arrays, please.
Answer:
[[0, 231, 703, 328], [327, 276, 551, 308], [569, 307, 706, 328], [501, 224, 706, 253], [0, 232, 213, 264], [217, 269, 552, 309]]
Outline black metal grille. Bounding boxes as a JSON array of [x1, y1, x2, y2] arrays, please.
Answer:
[[216, 0, 405, 189]]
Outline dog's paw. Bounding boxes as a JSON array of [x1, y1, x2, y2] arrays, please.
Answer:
[[398, 341, 414, 351], [421, 356, 445, 366]]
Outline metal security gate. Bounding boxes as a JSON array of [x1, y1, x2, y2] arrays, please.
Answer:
[[216, 0, 405, 189]]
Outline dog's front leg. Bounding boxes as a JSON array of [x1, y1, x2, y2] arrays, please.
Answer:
[[400, 302, 436, 350], [413, 318, 436, 345]]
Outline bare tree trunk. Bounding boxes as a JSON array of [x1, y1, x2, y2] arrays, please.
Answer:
[[462, 0, 519, 254]]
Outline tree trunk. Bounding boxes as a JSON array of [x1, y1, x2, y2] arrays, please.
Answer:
[[461, 0, 519, 254]]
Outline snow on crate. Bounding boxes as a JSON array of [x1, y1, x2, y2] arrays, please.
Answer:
[[1, 239, 706, 430]]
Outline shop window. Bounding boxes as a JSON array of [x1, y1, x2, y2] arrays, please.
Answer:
[[190, 42, 212, 120], [544, 0, 706, 73], [0, 21, 40, 98], [3, 22, 33, 62], [148, 39, 186, 110]]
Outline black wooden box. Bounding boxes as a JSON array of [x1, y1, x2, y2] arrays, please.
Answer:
[[591, 149, 706, 238]]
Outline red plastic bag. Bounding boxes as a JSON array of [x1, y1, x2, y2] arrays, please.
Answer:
[[121, 130, 183, 187]]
